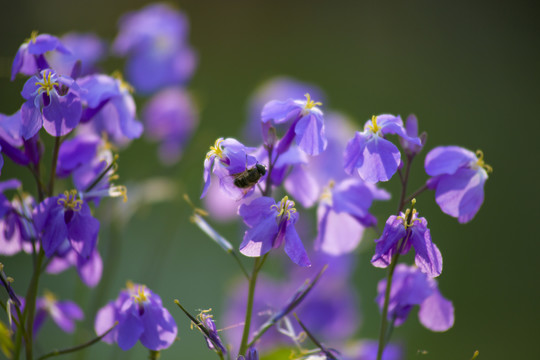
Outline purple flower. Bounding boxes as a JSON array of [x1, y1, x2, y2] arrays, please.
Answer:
[[343, 340, 402, 360], [261, 93, 327, 156], [399, 114, 426, 157], [239, 196, 310, 266], [36, 291, 84, 333], [243, 77, 326, 144], [0, 110, 29, 172], [376, 264, 454, 331], [20, 69, 82, 138], [0, 190, 36, 256], [14, 292, 83, 335], [46, 247, 103, 288], [33, 190, 100, 258], [95, 282, 177, 351], [344, 115, 421, 183], [11, 32, 70, 81], [78, 73, 143, 144], [201, 138, 260, 200], [316, 178, 390, 255], [143, 87, 198, 165], [113, 3, 196, 94], [48, 32, 106, 77], [371, 202, 442, 278], [56, 134, 127, 206], [194, 309, 227, 354], [425, 146, 492, 223], [238, 347, 259, 360]]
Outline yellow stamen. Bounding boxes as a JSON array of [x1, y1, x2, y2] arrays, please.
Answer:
[[57, 190, 83, 211], [43, 289, 57, 305], [34, 70, 58, 97], [319, 180, 335, 202], [132, 285, 149, 303], [475, 150, 493, 173], [206, 138, 225, 160], [367, 115, 381, 134], [303, 93, 322, 111], [271, 195, 297, 221], [29, 30, 38, 43], [397, 198, 421, 229], [111, 70, 134, 93]]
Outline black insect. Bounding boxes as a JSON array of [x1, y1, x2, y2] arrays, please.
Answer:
[[233, 164, 267, 189]]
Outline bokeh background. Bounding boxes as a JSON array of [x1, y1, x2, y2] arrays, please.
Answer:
[[1, 0, 538, 359]]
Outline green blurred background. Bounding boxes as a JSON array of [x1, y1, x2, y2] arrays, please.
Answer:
[[1, 0, 538, 359]]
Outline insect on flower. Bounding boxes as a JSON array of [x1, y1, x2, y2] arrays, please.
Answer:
[[233, 163, 266, 189]]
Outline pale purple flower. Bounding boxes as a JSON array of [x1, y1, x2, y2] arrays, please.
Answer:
[[244, 77, 325, 144], [316, 178, 390, 255], [239, 196, 310, 267], [0, 110, 28, 172], [344, 115, 421, 183], [398, 114, 426, 157], [113, 3, 196, 93], [376, 264, 454, 331], [95, 282, 177, 351], [46, 247, 103, 288], [143, 87, 198, 165], [261, 93, 327, 156], [371, 204, 442, 278], [425, 146, 492, 223], [48, 32, 106, 77], [201, 138, 260, 200], [78, 73, 143, 144]]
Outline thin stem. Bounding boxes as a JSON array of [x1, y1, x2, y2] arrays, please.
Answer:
[[397, 156, 413, 214], [148, 350, 160, 360], [293, 314, 337, 360], [48, 137, 61, 196], [230, 251, 250, 281], [84, 157, 117, 193], [27, 164, 45, 202], [404, 183, 429, 205], [24, 248, 46, 360], [36, 322, 118, 360], [239, 257, 262, 355]]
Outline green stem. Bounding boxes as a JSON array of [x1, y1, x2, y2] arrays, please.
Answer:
[[238, 257, 263, 356], [148, 350, 160, 360], [36, 322, 117, 360], [24, 249, 46, 360], [230, 251, 250, 281], [397, 156, 413, 213], [48, 137, 61, 196], [404, 183, 429, 205]]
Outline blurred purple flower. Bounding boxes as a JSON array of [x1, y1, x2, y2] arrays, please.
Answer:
[[238, 347, 259, 360], [143, 87, 198, 165], [95, 282, 177, 351], [78, 73, 143, 145], [14, 292, 83, 335], [344, 115, 421, 183], [316, 178, 390, 255], [262, 93, 327, 156], [239, 196, 310, 267], [20, 69, 82, 138], [0, 190, 36, 257], [46, 247, 103, 288], [48, 32, 106, 77], [371, 205, 442, 278], [0, 110, 29, 172], [11, 32, 70, 81], [376, 264, 454, 331], [113, 3, 196, 93], [343, 340, 402, 360], [33, 190, 99, 258], [425, 146, 492, 223]]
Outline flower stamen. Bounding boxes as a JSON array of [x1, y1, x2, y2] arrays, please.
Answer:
[[271, 195, 297, 221], [34, 70, 58, 97], [206, 138, 225, 160], [57, 190, 83, 211], [367, 115, 381, 134], [112, 70, 134, 93], [397, 198, 421, 229], [474, 150, 493, 173]]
